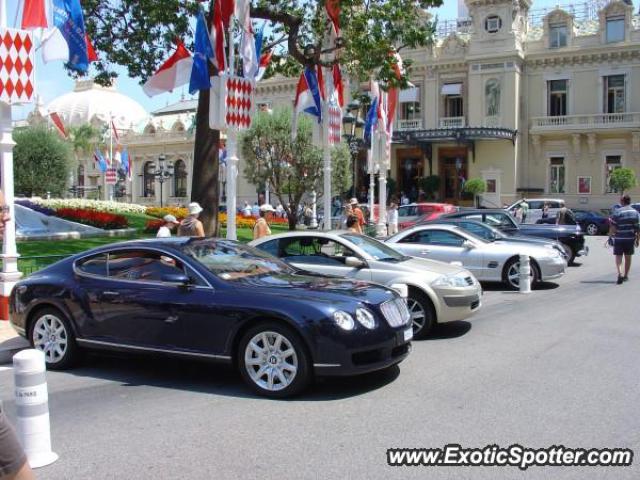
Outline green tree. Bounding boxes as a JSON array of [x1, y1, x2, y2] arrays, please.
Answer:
[[68, 124, 101, 161], [81, 0, 440, 235], [463, 178, 487, 207], [241, 108, 349, 230], [331, 143, 352, 198], [14, 127, 74, 197], [609, 168, 637, 194]]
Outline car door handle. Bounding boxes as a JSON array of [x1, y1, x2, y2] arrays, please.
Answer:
[[420, 250, 430, 254], [102, 291, 120, 298]]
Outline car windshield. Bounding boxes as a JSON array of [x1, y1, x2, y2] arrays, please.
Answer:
[[181, 239, 294, 281], [340, 233, 408, 261]]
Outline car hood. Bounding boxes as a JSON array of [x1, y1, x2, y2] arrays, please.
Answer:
[[372, 255, 469, 280], [518, 224, 581, 234], [226, 272, 395, 307], [484, 240, 560, 257], [496, 235, 559, 246]]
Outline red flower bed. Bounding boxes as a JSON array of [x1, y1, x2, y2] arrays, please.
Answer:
[[55, 208, 129, 230], [144, 219, 164, 233]]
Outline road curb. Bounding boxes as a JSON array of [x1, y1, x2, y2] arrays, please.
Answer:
[[0, 336, 29, 364]]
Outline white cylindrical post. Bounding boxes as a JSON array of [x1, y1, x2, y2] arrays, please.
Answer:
[[0, 101, 22, 319], [13, 349, 58, 468], [310, 190, 318, 229], [226, 129, 238, 240], [519, 254, 531, 293], [376, 156, 387, 238], [368, 150, 375, 225]]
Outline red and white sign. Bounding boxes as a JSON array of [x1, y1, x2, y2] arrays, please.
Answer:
[[105, 167, 117, 185], [209, 74, 255, 131], [0, 28, 35, 104], [328, 104, 342, 146]]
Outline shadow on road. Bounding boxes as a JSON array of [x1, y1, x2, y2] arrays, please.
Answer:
[[65, 351, 400, 402], [481, 282, 559, 292], [581, 280, 617, 285], [423, 321, 472, 340]]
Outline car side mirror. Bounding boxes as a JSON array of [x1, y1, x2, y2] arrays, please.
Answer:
[[462, 240, 475, 250], [161, 273, 191, 285], [345, 256, 365, 268]]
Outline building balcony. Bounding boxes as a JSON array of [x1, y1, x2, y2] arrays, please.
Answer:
[[439, 117, 466, 128], [397, 118, 423, 131], [530, 113, 640, 133]]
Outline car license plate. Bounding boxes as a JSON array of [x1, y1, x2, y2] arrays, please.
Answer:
[[404, 327, 413, 342]]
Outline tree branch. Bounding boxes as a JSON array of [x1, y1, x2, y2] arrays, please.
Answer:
[[251, 7, 308, 65]]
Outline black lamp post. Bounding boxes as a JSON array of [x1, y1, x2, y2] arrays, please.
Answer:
[[152, 154, 174, 208], [342, 100, 366, 198]]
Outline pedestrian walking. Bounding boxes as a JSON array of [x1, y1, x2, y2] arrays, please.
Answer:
[[346, 215, 360, 233], [242, 202, 252, 217], [178, 202, 205, 237], [388, 202, 399, 236], [251, 202, 260, 218], [521, 200, 529, 223], [156, 214, 179, 238], [0, 190, 35, 480], [556, 206, 576, 225], [608, 194, 640, 284], [541, 202, 550, 219], [341, 204, 353, 229], [253, 204, 275, 240]]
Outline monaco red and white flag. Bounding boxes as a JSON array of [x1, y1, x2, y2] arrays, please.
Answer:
[[210, 0, 227, 72], [255, 51, 272, 82], [21, 0, 48, 29], [142, 41, 193, 97], [49, 112, 67, 139]]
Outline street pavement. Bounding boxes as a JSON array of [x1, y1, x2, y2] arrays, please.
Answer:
[[1, 236, 638, 480]]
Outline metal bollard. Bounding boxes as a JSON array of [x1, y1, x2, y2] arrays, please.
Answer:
[[519, 254, 532, 294], [13, 349, 58, 468]]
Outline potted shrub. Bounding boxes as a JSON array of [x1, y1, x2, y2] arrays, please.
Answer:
[[463, 178, 487, 208]]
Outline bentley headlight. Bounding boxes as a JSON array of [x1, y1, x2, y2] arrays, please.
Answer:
[[333, 311, 355, 330], [355, 308, 376, 329]]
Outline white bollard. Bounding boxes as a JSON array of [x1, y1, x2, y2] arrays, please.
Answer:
[[13, 349, 58, 468], [519, 254, 532, 294], [390, 283, 408, 300]]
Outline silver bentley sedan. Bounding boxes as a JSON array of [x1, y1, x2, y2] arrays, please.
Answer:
[[386, 224, 567, 289], [250, 231, 482, 339]]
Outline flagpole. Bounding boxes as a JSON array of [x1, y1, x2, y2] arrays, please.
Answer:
[[322, 89, 331, 231], [109, 113, 114, 201], [225, 21, 238, 240]]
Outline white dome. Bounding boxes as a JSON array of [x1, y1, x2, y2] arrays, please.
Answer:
[[45, 79, 148, 130]]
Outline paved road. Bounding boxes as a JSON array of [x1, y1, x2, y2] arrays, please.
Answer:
[[1, 237, 638, 480]]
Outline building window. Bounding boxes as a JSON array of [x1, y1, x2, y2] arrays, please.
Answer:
[[605, 155, 622, 193], [485, 15, 502, 33], [174, 159, 187, 197], [400, 102, 421, 120], [606, 16, 625, 43], [485, 79, 500, 116], [603, 75, 625, 114], [549, 157, 565, 194], [547, 80, 567, 116], [143, 161, 155, 198], [549, 24, 567, 48], [77, 165, 85, 187]]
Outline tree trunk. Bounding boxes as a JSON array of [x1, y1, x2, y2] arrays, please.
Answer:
[[191, 87, 221, 237]]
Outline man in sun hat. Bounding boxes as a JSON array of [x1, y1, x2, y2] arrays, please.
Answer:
[[156, 214, 179, 238], [350, 197, 365, 231], [178, 202, 205, 237], [253, 204, 275, 240]]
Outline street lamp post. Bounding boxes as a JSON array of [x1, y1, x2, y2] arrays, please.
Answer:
[[342, 101, 366, 200], [152, 154, 174, 208]]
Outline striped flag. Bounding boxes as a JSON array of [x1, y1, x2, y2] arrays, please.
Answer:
[[49, 112, 67, 138]]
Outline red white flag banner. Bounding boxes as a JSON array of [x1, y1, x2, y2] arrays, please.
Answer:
[[49, 112, 67, 138], [327, 104, 342, 146], [0, 28, 35, 104], [209, 74, 255, 131], [105, 167, 117, 185]]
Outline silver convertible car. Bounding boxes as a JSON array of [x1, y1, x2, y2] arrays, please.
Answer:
[[386, 224, 567, 289], [249, 231, 482, 339]]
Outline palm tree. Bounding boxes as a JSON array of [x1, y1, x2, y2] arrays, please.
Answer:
[[67, 124, 100, 195]]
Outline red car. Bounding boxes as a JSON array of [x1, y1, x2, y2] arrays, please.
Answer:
[[398, 203, 458, 230]]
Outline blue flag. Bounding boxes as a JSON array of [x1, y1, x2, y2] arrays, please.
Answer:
[[189, 8, 215, 94], [94, 149, 107, 173], [121, 148, 129, 175], [364, 96, 379, 145], [254, 22, 266, 64], [52, 0, 89, 73]]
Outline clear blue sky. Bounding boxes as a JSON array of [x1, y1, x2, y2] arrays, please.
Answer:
[[8, 0, 634, 120]]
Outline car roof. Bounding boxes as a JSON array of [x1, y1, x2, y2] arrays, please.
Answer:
[[424, 218, 489, 227], [398, 223, 466, 235], [250, 230, 352, 244], [445, 208, 505, 214]]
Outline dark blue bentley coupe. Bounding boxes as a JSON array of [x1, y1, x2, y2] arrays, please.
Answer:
[[10, 238, 413, 397]]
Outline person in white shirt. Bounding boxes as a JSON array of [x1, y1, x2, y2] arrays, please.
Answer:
[[242, 202, 252, 217], [156, 214, 179, 238], [387, 202, 399, 236]]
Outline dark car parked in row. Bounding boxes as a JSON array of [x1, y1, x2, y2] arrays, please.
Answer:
[[535, 209, 610, 236], [10, 238, 413, 398], [439, 209, 587, 264]]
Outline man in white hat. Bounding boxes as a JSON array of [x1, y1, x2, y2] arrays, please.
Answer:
[[156, 214, 180, 238], [178, 202, 205, 237], [253, 204, 275, 240]]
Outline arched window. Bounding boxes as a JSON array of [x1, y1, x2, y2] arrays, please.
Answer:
[[174, 159, 187, 197], [77, 165, 85, 187], [485, 79, 500, 116], [143, 161, 155, 197]]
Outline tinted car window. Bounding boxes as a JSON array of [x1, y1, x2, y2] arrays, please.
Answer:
[[258, 239, 279, 257], [528, 201, 544, 210], [485, 213, 515, 228], [277, 237, 356, 267], [77, 254, 108, 276], [107, 250, 186, 282], [459, 221, 491, 240], [398, 206, 416, 217], [402, 230, 465, 247]]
